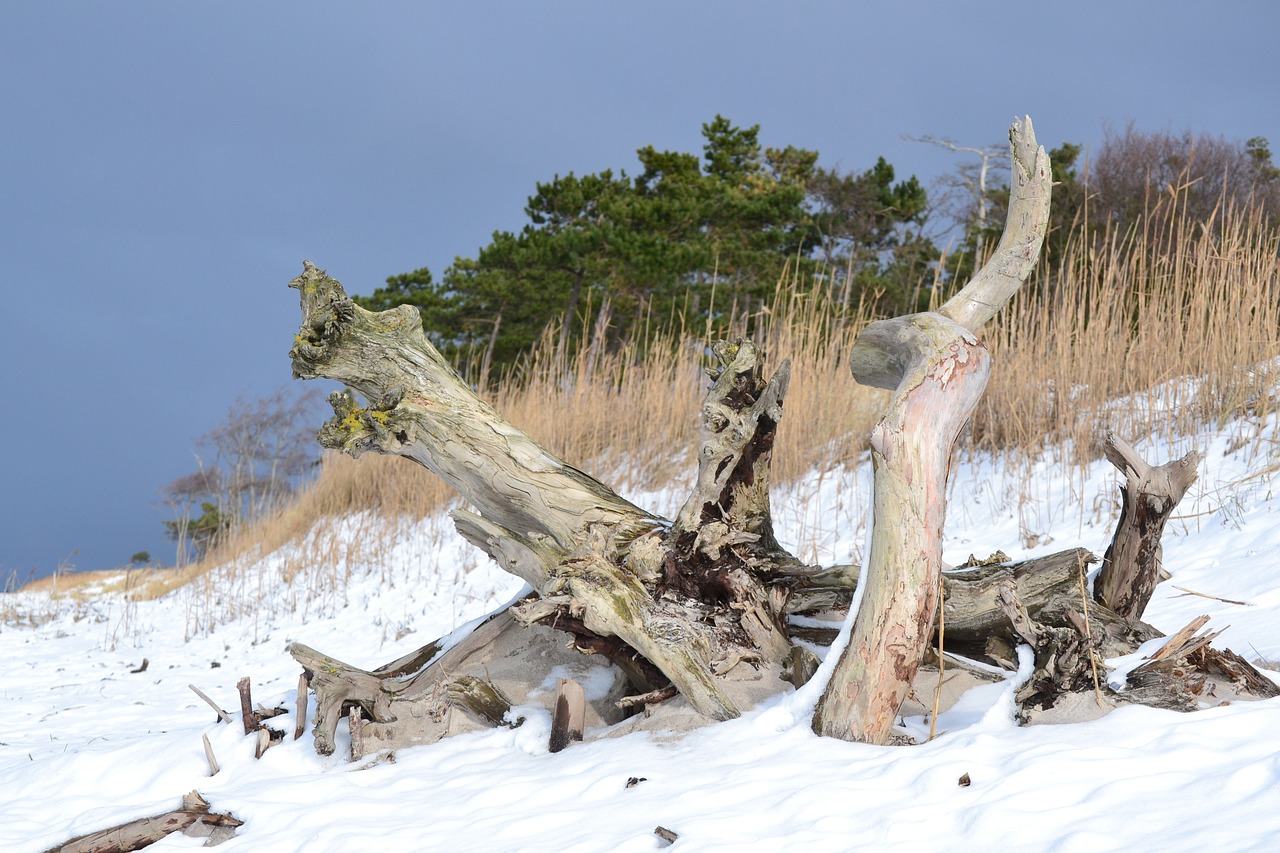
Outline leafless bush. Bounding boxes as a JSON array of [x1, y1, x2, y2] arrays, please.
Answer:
[[1090, 124, 1280, 233], [162, 387, 324, 565]]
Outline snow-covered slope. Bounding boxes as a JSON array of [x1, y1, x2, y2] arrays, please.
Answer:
[[3, 412, 1278, 852]]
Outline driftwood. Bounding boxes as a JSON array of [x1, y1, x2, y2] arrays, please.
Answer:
[[236, 677, 257, 735], [1095, 431, 1202, 618], [813, 116, 1050, 743], [44, 791, 241, 853], [294, 673, 309, 740], [201, 734, 219, 776], [279, 115, 1275, 758], [188, 683, 232, 725], [812, 312, 992, 741]]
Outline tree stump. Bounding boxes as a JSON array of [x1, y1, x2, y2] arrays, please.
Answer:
[[1094, 431, 1202, 618]]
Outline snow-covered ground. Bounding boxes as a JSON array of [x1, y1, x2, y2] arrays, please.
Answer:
[[3, 410, 1278, 852]]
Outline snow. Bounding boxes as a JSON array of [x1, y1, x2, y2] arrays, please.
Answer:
[[3, 409, 1279, 852]]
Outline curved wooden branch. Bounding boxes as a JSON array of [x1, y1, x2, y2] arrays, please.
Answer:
[[813, 117, 1051, 744], [938, 116, 1051, 333]]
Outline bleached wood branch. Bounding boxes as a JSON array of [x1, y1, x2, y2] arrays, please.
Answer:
[[938, 116, 1051, 333]]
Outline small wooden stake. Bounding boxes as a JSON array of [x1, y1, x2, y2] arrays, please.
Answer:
[[549, 678, 585, 753], [189, 684, 233, 725], [201, 734, 220, 776], [349, 705, 365, 762], [236, 677, 258, 736], [294, 672, 310, 741]]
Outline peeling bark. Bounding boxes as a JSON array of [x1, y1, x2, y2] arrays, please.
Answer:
[[813, 316, 993, 742]]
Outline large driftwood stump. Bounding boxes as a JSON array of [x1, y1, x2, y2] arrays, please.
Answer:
[[280, 115, 1275, 757], [812, 314, 993, 741], [289, 273, 804, 736], [813, 116, 1051, 743]]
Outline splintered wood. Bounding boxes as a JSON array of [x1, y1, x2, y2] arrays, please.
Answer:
[[549, 678, 586, 753]]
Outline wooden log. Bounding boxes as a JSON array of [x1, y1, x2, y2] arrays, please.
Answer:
[[942, 548, 1096, 651], [289, 607, 514, 756], [559, 546, 739, 720], [288, 261, 661, 561], [616, 685, 678, 710], [288, 267, 794, 722], [814, 313, 993, 743], [671, 340, 797, 572], [294, 672, 309, 740], [1094, 431, 1202, 619], [447, 676, 514, 727]]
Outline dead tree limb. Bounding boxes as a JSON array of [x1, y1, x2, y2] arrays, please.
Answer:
[[290, 264, 661, 563], [813, 313, 993, 742], [289, 264, 802, 720]]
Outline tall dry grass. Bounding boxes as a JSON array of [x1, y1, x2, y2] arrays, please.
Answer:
[[976, 199, 1279, 464], [93, 194, 1278, 636]]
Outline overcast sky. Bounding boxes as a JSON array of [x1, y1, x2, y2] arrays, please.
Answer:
[[2, 1, 1276, 581]]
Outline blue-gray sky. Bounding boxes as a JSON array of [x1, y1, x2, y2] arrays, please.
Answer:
[[2, 2, 1276, 581]]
